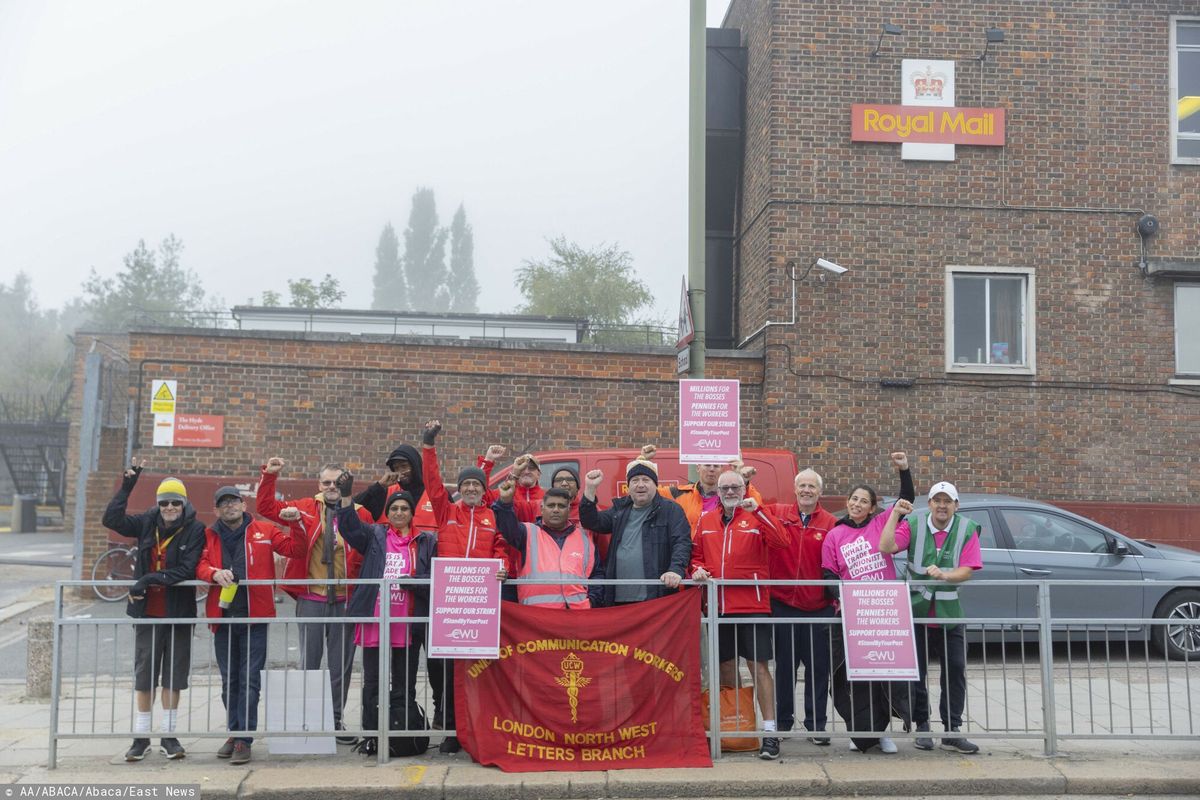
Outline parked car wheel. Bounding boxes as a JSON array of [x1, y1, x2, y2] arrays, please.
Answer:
[[1152, 589, 1200, 661]]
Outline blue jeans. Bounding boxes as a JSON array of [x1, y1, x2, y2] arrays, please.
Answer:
[[772, 600, 835, 732], [214, 622, 268, 744]]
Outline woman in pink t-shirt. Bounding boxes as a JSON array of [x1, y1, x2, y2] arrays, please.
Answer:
[[337, 488, 436, 754], [820, 452, 915, 755]]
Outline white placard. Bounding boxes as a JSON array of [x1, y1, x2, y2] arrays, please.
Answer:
[[262, 668, 338, 755]]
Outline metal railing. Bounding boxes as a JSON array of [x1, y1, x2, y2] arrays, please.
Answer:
[[48, 577, 1199, 768]]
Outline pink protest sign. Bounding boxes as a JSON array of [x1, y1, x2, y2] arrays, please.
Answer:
[[429, 557, 503, 659], [840, 581, 919, 680], [678, 379, 740, 464]]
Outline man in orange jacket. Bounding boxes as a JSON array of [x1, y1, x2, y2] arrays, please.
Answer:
[[691, 470, 789, 760]]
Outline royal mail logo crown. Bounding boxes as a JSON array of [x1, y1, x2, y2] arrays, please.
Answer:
[[911, 65, 946, 99]]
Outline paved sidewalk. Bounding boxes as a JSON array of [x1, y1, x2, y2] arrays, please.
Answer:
[[4, 681, 1199, 798]]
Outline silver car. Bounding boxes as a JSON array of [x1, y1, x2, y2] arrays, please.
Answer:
[[891, 494, 1200, 660]]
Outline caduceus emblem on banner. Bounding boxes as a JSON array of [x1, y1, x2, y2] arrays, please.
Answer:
[[554, 652, 592, 723]]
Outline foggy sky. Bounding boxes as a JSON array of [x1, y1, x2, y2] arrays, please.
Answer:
[[0, 1, 731, 324]]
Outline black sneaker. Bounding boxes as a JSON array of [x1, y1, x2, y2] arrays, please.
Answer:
[[759, 736, 780, 760], [216, 738, 236, 759], [159, 738, 186, 759], [941, 730, 979, 754], [914, 722, 934, 751], [335, 721, 357, 746], [438, 735, 461, 754], [124, 738, 152, 762], [230, 741, 252, 765]]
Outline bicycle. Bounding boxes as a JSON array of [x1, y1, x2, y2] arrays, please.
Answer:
[[90, 543, 209, 603]]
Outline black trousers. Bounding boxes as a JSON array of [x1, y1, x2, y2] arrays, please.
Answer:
[[829, 622, 894, 751], [910, 623, 968, 730], [361, 644, 422, 732], [772, 600, 834, 732]]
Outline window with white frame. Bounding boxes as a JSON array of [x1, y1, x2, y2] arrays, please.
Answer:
[[1177, 284, 1200, 376], [1173, 16, 1200, 163], [945, 267, 1035, 374]]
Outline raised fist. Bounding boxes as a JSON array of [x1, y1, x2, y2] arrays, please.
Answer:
[[121, 458, 146, 491], [265, 457, 285, 475], [585, 469, 603, 491], [893, 498, 914, 516], [335, 470, 354, 498], [422, 420, 442, 446], [640, 444, 657, 461], [279, 507, 302, 522], [377, 471, 399, 487], [484, 445, 506, 463], [498, 480, 516, 503], [890, 452, 909, 471], [739, 497, 759, 513]]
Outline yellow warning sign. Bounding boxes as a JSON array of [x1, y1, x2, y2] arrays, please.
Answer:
[[151, 380, 177, 414]]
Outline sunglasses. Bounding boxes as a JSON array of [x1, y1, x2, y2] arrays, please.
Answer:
[[158, 500, 184, 508]]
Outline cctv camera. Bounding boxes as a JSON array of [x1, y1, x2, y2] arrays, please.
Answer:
[[815, 258, 848, 275], [1136, 215, 1159, 238]]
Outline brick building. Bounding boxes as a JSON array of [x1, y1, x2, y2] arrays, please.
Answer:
[[710, 0, 1199, 517], [67, 1, 1200, 573]]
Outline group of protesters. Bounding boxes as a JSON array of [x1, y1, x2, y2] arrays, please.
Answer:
[[103, 418, 981, 764]]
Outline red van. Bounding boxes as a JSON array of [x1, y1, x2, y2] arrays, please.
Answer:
[[486, 448, 800, 506]]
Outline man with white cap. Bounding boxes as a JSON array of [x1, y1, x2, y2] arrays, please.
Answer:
[[880, 480, 982, 754]]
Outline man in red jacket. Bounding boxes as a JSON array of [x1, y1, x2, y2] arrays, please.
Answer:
[[764, 469, 839, 745], [256, 458, 376, 744], [198, 487, 306, 765], [691, 470, 789, 760], [421, 419, 509, 753]]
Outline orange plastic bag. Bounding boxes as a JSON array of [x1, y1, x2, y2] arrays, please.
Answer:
[[701, 686, 760, 752]]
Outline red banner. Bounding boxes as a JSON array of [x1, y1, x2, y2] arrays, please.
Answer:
[[456, 590, 712, 772]]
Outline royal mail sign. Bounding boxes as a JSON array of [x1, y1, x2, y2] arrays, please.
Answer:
[[851, 104, 1005, 145]]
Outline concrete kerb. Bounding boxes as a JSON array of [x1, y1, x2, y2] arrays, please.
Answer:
[[823, 755, 1067, 796], [240, 763, 445, 800], [1054, 757, 1200, 795], [6, 757, 1200, 798]]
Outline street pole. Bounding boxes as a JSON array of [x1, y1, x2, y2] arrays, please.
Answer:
[[686, 0, 705, 484], [687, 0, 705, 383]]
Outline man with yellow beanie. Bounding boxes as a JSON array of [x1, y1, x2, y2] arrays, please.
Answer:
[[102, 460, 205, 762]]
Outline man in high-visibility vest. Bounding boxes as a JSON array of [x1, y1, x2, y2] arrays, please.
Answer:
[[881, 480, 982, 754], [492, 481, 603, 609]]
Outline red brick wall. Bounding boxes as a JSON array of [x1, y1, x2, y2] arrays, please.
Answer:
[[67, 330, 766, 557], [723, 1, 1200, 521]]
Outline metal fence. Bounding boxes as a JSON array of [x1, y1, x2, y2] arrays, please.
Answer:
[[48, 577, 1199, 768]]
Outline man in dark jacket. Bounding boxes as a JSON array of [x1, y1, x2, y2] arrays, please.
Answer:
[[102, 461, 205, 762], [354, 443, 438, 535], [578, 458, 691, 607]]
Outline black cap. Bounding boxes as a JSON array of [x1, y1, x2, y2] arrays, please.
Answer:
[[214, 486, 243, 505], [385, 490, 416, 514]]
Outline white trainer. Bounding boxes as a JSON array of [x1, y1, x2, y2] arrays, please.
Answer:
[[879, 736, 898, 754]]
